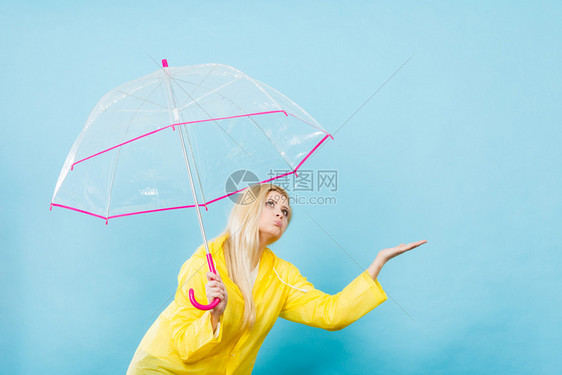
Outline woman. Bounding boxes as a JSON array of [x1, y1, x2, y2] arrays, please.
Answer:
[[127, 183, 427, 374]]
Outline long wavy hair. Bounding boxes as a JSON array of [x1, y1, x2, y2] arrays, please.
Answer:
[[218, 183, 292, 330]]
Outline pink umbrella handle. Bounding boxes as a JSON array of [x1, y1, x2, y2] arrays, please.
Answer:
[[189, 253, 221, 310], [189, 290, 220, 310]]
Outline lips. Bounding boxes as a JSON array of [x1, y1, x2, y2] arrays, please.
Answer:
[[273, 220, 282, 227]]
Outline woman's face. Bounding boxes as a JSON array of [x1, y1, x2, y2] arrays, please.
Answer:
[[258, 190, 291, 246]]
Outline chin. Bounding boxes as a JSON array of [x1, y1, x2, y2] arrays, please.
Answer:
[[268, 234, 283, 244]]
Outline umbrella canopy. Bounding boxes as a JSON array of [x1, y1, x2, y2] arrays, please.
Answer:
[[51, 61, 332, 222]]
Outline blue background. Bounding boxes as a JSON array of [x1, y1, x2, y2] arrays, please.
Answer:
[[1, 1, 561, 374]]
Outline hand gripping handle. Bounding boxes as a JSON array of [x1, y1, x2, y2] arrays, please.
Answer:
[[189, 253, 221, 310]]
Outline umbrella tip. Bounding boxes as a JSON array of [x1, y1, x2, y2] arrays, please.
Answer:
[[162, 59, 168, 68]]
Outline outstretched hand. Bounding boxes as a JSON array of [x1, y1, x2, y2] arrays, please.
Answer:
[[366, 240, 428, 280], [378, 240, 427, 263]]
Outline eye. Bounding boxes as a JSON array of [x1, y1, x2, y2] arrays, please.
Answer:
[[266, 200, 275, 207], [282, 209, 289, 216]]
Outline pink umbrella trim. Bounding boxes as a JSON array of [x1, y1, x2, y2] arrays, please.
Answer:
[[70, 110, 330, 170], [52, 134, 332, 223]]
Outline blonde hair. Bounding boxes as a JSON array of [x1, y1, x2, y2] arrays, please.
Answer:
[[219, 183, 292, 330]]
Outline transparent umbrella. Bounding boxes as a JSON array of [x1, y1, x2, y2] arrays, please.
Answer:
[[50, 59, 333, 309]]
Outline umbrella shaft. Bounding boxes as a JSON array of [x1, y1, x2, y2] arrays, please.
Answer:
[[179, 129, 210, 254], [163, 68, 211, 255]]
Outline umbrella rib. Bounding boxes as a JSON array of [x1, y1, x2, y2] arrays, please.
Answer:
[[175, 77, 241, 112], [191, 65, 215, 96], [243, 74, 284, 113], [178, 74, 329, 137], [247, 115, 296, 172], [164, 74, 210, 208], [106, 109, 169, 112], [162, 68, 215, 258], [172, 75, 294, 171], [95, 77, 163, 115], [167, 74, 254, 160], [70, 110, 287, 170], [180, 64, 216, 108], [180, 123, 208, 207], [53, 139, 325, 222], [177, 72, 319, 173], [172, 70, 328, 174], [106, 145, 123, 219], [251, 80, 330, 135], [113, 89, 168, 109], [105, 80, 166, 218]]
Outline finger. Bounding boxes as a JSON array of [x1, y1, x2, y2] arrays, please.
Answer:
[[214, 291, 225, 300], [208, 287, 221, 294], [205, 281, 217, 289], [403, 240, 427, 251], [206, 285, 220, 293], [209, 287, 220, 295], [210, 287, 225, 297], [211, 270, 220, 278]]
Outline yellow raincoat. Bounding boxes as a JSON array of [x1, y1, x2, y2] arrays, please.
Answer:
[[127, 235, 387, 374]]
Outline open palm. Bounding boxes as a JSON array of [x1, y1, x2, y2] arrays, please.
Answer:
[[378, 240, 427, 263]]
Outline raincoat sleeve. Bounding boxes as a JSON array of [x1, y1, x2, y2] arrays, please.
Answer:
[[170, 251, 224, 363], [279, 261, 388, 331]]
